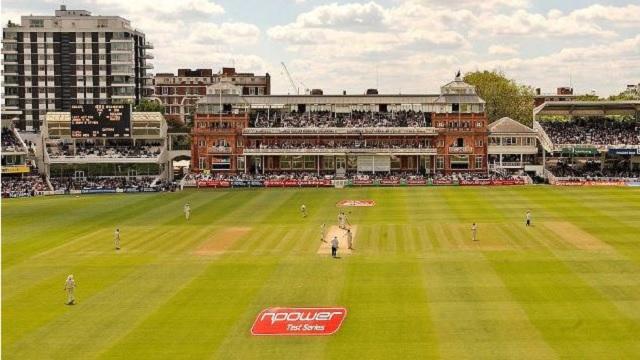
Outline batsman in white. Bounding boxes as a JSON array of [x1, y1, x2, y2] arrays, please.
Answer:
[[320, 223, 326, 242]]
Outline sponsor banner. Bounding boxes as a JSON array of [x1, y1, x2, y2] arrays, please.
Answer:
[[432, 179, 454, 185], [584, 181, 626, 186], [1, 165, 30, 174], [553, 180, 626, 186], [80, 188, 117, 194], [626, 181, 640, 187], [379, 178, 401, 186], [197, 180, 231, 188], [299, 179, 332, 187], [264, 179, 300, 187], [69, 189, 82, 195], [459, 179, 492, 186], [608, 148, 640, 156], [231, 180, 266, 187], [251, 307, 347, 336], [336, 199, 376, 207], [490, 179, 525, 186], [406, 179, 428, 185], [561, 147, 599, 156], [352, 179, 374, 186], [232, 180, 249, 187]]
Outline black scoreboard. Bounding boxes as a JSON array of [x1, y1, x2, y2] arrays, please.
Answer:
[[70, 104, 132, 138]]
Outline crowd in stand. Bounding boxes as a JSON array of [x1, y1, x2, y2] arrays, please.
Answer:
[[47, 142, 162, 159], [1, 175, 49, 198], [246, 140, 430, 150], [50, 176, 158, 191], [186, 170, 517, 183], [549, 161, 640, 180], [253, 111, 427, 128], [2, 128, 25, 152], [541, 118, 640, 146]]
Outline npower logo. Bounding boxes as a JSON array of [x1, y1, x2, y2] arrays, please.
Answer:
[[251, 307, 347, 336]]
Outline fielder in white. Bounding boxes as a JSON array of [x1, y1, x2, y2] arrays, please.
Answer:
[[346, 229, 353, 250], [184, 203, 191, 221], [114, 228, 121, 250], [301, 204, 307, 218], [64, 274, 76, 305], [472, 223, 478, 241]]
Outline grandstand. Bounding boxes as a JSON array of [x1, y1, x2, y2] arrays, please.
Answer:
[[41, 111, 170, 193], [1, 124, 47, 197], [534, 101, 640, 183], [192, 75, 491, 178]]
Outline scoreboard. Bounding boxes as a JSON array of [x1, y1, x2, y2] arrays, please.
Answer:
[[70, 104, 132, 138]]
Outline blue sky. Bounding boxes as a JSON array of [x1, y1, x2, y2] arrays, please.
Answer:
[[2, 0, 639, 96]]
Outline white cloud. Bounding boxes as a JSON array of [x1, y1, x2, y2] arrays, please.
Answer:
[[488, 45, 519, 56], [90, 0, 224, 17], [2, 1, 639, 96], [189, 22, 260, 45], [472, 9, 617, 38], [295, 1, 387, 29]]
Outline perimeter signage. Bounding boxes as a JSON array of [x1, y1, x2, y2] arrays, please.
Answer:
[[251, 307, 347, 336]]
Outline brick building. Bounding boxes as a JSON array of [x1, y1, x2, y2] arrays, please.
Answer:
[[1, 5, 153, 130], [154, 67, 270, 124], [191, 75, 488, 175]]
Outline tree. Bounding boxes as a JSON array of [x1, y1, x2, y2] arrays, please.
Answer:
[[134, 99, 165, 113], [463, 70, 535, 125], [574, 94, 601, 101], [608, 90, 640, 101]]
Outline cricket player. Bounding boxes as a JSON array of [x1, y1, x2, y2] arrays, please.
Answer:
[[184, 203, 191, 221], [301, 204, 307, 218], [320, 223, 327, 242], [339, 212, 347, 229], [331, 236, 339, 258], [114, 228, 121, 250], [346, 229, 353, 250], [526, 210, 531, 227], [64, 274, 76, 305], [472, 223, 478, 241]]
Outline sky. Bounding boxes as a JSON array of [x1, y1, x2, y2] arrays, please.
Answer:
[[2, 0, 639, 96]]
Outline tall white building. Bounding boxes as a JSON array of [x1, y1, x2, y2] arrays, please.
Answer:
[[2, 5, 154, 130]]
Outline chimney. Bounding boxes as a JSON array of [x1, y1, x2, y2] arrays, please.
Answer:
[[535, 88, 541, 95], [343, 90, 346, 95], [60, 5, 67, 11]]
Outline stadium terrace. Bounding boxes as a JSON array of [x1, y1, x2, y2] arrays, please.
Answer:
[[2, 76, 640, 197]]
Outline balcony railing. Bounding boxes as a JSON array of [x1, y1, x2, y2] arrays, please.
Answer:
[[242, 147, 437, 155], [243, 127, 438, 136], [208, 146, 232, 154], [448, 146, 473, 154]]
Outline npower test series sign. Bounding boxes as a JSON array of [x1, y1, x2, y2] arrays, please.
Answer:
[[251, 307, 347, 336]]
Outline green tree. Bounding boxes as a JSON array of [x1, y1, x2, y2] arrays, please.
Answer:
[[608, 91, 640, 101], [574, 94, 601, 101], [134, 99, 165, 113], [463, 70, 535, 125]]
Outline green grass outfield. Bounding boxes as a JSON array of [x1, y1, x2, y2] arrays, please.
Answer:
[[3, 186, 640, 359]]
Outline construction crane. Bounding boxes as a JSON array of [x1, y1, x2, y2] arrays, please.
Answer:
[[281, 62, 299, 95]]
